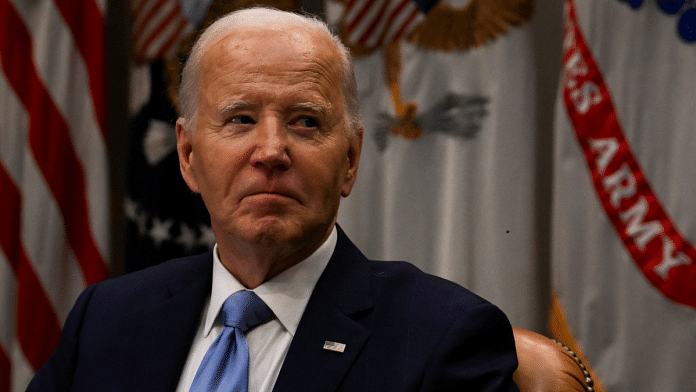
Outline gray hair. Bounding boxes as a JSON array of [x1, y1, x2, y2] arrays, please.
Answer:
[[178, 7, 362, 136]]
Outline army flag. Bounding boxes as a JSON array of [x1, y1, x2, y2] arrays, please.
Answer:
[[551, 0, 696, 390]]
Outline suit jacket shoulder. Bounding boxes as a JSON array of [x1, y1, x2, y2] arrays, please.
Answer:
[[275, 227, 519, 392], [27, 252, 214, 392]]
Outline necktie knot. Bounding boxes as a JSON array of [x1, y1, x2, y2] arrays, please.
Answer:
[[189, 291, 274, 392], [221, 290, 274, 333]]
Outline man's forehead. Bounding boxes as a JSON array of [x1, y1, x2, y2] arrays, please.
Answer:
[[205, 24, 333, 59]]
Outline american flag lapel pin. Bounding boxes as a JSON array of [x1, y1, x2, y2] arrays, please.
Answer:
[[323, 341, 346, 353]]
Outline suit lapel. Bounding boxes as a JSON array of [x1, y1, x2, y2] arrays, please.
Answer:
[[273, 227, 373, 392], [125, 253, 213, 391]]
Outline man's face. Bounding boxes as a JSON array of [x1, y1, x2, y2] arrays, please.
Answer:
[[177, 26, 361, 262]]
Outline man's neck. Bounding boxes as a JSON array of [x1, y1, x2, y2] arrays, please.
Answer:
[[214, 227, 334, 289]]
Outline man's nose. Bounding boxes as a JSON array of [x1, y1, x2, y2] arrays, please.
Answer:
[[250, 121, 292, 171]]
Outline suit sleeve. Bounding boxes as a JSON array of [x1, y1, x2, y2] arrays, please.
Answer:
[[26, 284, 97, 392], [418, 302, 520, 392]]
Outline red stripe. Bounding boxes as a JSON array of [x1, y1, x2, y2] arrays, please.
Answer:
[[133, 0, 152, 19], [139, 2, 180, 57], [52, 0, 107, 138], [133, 0, 167, 44], [375, 0, 410, 44], [0, 344, 9, 392], [389, 8, 420, 42], [0, 168, 20, 271], [153, 16, 188, 59], [0, 163, 62, 372], [0, 0, 108, 285], [346, 0, 376, 32], [357, 0, 393, 45]]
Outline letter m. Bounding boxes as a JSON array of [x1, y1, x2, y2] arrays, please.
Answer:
[[619, 197, 663, 251]]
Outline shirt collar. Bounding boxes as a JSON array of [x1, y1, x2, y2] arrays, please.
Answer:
[[203, 226, 337, 337]]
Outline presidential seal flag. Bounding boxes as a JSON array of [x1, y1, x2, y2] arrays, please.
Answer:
[[332, 0, 541, 330], [0, 0, 110, 390], [551, 0, 696, 390]]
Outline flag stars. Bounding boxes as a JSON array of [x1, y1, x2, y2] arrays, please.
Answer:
[[124, 196, 214, 250], [150, 217, 174, 247], [198, 225, 216, 249], [125, 197, 148, 236], [176, 223, 197, 252]]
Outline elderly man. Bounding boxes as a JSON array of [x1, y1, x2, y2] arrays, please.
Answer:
[[28, 7, 519, 392]]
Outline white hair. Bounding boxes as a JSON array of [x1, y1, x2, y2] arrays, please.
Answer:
[[178, 7, 362, 136]]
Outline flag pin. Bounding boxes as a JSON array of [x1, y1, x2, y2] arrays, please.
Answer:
[[323, 341, 346, 353]]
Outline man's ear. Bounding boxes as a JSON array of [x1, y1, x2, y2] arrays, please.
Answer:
[[176, 118, 200, 193], [341, 127, 363, 197]]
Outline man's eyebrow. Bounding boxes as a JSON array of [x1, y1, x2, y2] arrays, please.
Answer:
[[290, 102, 333, 119], [216, 101, 254, 118]]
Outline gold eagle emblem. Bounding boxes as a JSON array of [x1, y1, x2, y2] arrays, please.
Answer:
[[338, 0, 534, 140]]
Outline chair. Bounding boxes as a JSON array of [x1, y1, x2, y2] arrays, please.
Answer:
[[512, 328, 595, 392]]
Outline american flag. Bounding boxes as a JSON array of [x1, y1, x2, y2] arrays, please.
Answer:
[[343, 0, 439, 48], [0, 0, 110, 390], [132, 0, 193, 61]]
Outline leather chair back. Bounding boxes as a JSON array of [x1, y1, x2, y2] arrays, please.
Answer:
[[512, 328, 594, 392]]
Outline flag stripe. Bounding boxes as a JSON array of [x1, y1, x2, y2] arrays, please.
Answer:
[[133, 0, 168, 44], [373, 0, 410, 44], [344, 0, 425, 48], [0, 165, 62, 372], [356, 0, 393, 46], [134, 0, 178, 53], [382, 5, 422, 44], [346, 0, 380, 35], [13, 0, 110, 266], [139, 4, 181, 58], [0, 0, 107, 286], [0, 0, 109, 387], [367, 0, 414, 47], [152, 17, 189, 59], [348, 0, 389, 44], [133, 0, 190, 61], [51, 0, 107, 136], [20, 152, 86, 322], [0, 349, 9, 392]]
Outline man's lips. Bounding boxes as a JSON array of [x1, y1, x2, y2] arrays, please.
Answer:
[[241, 186, 299, 202]]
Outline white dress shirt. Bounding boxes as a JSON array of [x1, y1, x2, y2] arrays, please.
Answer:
[[176, 227, 337, 392]]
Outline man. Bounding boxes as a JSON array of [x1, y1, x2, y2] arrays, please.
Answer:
[[28, 8, 519, 392]]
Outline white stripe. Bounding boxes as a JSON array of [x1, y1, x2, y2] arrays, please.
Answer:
[[12, 0, 110, 264], [0, 51, 29, 183], [381, 4, 422, 44], [0, 250, 17, 357], [343, 0, 371, 26], [10, 340, 35, 392], [133, 0, 165, 34], [134, 0, 179, 52], [142, 14, 190, 59], [347, 0, 388, 44], [20, 149, 86, 323], [94, 0, 106, 16], [363, 0, 404, 47]]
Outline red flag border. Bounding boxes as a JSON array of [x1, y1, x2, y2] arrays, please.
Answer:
[[561, 0, 696, 308]]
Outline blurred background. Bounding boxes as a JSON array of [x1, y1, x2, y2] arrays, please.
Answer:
[[1, 0, 695, 391]]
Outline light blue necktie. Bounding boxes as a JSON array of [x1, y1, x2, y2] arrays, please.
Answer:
[[190, 291, 274, 392]]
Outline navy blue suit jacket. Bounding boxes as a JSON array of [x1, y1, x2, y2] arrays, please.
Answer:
[[28, 227, 519, 391]]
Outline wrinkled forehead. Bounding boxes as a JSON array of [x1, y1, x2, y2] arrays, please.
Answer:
[[201, 24, 341, 73], [198, 25, 346, 108]]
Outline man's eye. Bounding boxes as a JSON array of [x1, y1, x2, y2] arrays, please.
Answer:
[[230, 115, 255, 124], [293, 117, 319, 128]]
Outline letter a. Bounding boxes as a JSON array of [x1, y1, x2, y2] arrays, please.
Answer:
[[589, 138, 618, 173]]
